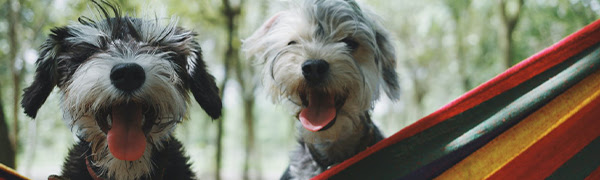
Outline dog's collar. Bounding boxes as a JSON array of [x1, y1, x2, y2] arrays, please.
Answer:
[[86, 156, 104, 180]]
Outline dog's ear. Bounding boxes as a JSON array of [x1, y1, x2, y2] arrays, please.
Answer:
[[373, 24, 400, 101], [242, 12, 284, 61], [187, 41, 222, 119], [21, 28, 66, 118]]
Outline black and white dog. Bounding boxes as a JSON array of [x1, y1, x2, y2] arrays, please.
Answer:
[[243, 0, 399, 179], [21, 1, 221, 179]]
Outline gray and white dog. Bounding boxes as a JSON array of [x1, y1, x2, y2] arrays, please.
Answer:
[[21, 1, 221, 180], [243, 0, 399, 179]]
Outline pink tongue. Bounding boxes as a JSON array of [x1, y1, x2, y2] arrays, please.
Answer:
[[107, 103, 146, 161], [299, 92, 336, 132]]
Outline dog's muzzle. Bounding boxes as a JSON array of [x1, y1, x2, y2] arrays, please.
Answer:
[[99, 63, 151, 161], [110, 63, 146, 92], [297, 59, 348, 132]]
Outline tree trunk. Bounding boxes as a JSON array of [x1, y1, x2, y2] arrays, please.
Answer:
[[219, 0, 258, 179], [215, 20, 230, 180], [214, 9, 234, 180], [455, 19, 471, 92], [215, 57, 228, 180], [236, 29, 258, 180], [7, 0, 22, 169], [503, 28, 514, 69], [405, 62, 427, 118], [214, 108, 224, 180], [215, 0, 244, 179], [24, 118, 38, 175], [0, 82, 16, 168], [241, 97, 256, 180], [446, 0, 472, 92], [500, 0, 524, 69]]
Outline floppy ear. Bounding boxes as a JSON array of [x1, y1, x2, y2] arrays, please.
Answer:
[[373, 23, 400, 100], [188, 41, 222, 119], [242, 12, 284, 61], [21, 30, 63, 118]]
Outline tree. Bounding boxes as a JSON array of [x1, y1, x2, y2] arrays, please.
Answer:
[[216, 0, 254, 179], [7, 0, 23, 167], [0, 81, 15, 168], [499, 0, 524, 69], [4, 0, 55, 169], [446, 0, 472, 92]]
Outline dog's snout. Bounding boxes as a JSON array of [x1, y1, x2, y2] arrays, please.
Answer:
[[302, 59, 330, 83], [110, 63, 145, 92]]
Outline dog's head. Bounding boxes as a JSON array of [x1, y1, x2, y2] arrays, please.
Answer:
[[21, 1, 221, 179], [243, 0, 399, 143]]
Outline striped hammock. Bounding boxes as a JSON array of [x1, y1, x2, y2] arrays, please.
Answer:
[[315, 19, 600, 180]]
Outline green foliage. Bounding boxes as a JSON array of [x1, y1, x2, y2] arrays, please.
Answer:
[[513, 0, 599, 64]]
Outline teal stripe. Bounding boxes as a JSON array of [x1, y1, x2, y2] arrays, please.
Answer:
[[330, 44, 600, 180], [547, 136, 600, 180]]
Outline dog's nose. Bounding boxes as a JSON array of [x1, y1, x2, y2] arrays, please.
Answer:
[[302, 59, 329, 83], [110, 63, 145, 92]]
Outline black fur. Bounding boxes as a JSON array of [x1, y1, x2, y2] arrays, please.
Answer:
[[21, 55, 56, 118], [189, 41, 222, 119], [53, 139, 195, 180]]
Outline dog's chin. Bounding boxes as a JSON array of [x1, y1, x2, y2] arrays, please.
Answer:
[[294, 89, 353, 144], [297, 112, 357, 144], [94, 142, 154, 180]]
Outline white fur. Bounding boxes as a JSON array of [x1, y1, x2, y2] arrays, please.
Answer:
[[243, 0, 396, 143], [60, 50, 186, 179], [243, 0, 399, 179]]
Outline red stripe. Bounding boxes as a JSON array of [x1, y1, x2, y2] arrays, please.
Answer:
[[486, 94, 600, 179], [585, 166, 600, 180], [314, 19, 600, 179]]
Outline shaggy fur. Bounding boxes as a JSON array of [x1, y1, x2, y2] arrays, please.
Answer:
[[22, 1, 221, 179], [243, 0, 399, 179]]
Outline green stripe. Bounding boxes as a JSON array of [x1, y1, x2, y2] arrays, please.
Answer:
[[547, 136, 600, 180]]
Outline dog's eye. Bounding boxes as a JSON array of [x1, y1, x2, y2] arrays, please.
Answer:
[[341, 38, 359, 51], [288, 41, 297, 45]]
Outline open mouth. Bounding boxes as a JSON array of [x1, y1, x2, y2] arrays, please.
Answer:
[[298, 90, 346, 132], [96, 102, 155, 161]]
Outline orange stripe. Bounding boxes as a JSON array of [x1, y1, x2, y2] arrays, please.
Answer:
[[485, 88, 600, 179], [585, 166, 600, 180], [436, 69, 600, 179]]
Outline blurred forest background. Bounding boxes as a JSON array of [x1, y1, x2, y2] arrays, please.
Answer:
[[0, 0, 598, 179]]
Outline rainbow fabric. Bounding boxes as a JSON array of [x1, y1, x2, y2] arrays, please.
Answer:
[[315, 19, 600, 180]]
